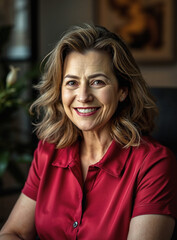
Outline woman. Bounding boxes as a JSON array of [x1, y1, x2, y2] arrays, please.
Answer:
[[0, 24, 177, 240]]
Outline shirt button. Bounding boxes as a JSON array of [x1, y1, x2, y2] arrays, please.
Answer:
[[73, 221, 78, 228]]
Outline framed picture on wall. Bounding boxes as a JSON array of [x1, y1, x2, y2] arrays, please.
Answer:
[[95, 0, 175, 64]]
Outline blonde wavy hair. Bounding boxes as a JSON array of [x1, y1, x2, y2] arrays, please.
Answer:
[[31, 24, 158, 148]]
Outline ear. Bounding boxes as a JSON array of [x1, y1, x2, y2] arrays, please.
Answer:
[[119, 87, 128, 102]]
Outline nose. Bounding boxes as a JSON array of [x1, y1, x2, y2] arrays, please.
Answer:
[[77, 84, 93, 103]]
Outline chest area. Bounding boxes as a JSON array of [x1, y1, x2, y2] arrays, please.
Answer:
[[35, 160, 137, 240]]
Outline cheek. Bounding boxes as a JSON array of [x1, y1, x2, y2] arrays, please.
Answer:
[[100, 88, 119, 108], [61, 89, 72, 107]]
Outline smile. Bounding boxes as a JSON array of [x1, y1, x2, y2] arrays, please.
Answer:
[[77, 108, 97, 113], [74, 107, 100, 116]]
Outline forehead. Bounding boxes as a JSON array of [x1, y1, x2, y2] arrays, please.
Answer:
[[63, 50, 113, 74]]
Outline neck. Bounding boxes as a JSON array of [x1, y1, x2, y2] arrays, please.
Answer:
[[80, 129, 113, 181], [81, 129, 113, 164]]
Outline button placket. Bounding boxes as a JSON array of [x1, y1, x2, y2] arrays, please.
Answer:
[[69, 161, 84, 232], [84, 166, 100, 193], [73, 221, 78, 228]]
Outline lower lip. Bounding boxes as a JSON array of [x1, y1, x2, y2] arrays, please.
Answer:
[[74, 108, 99, 116]]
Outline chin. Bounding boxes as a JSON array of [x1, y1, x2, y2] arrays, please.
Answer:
[[77, 127, 94, 132], [77, 124, 105, 133], [75, 124, 97, 132]]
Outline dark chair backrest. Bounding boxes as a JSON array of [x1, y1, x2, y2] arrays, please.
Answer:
[[150, 87, 177, 240], [151, 87, 177, 157]]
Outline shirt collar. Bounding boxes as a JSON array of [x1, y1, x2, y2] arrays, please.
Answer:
[[52, 141, 80, 168], [93, 140, 131, 177], [52, 140, 130, 178]]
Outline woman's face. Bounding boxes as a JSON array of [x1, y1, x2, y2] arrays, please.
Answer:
[[61, 50, 127, 133]]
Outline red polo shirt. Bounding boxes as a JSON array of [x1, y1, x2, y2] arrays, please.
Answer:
[[22, 136, 177, 240]]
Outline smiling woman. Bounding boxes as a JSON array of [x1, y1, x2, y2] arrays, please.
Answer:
[[29, 24, 158, 149], [0, 24, 177, 240]]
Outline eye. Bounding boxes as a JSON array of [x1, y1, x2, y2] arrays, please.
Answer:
[[91, 80, 106, 86], [66, 80, 78, 86]]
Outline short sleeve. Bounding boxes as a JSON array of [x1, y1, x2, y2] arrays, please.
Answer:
[[132, 146, 177, 219], [22, 140, 54, 200]]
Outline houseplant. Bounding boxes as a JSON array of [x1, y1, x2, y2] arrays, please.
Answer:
[[0, 65, 33, 193]]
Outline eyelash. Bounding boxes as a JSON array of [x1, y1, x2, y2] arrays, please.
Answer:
[[91, 80, 105, 86], [65, 80, 78, 86]]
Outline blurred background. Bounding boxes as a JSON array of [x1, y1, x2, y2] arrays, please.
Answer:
[[0, 0, 177, 228]]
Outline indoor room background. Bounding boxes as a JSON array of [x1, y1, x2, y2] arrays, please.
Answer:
[[0, 0, 177, 229]]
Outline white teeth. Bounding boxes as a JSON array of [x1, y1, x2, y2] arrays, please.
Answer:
[[77, 108, 96, 113]]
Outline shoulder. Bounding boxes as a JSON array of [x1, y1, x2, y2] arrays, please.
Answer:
[[34, 140, 56, 163], [37, 140, 56, 153], [31, 140, 57, 176], [134, 136, 177, 182], [133, 135, 175, 162], [127, 136, 177, 178]]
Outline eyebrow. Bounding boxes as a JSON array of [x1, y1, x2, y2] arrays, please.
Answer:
[[64, 74, 79, 80], [88, 73, 109, 80], [64, 73, 110, 80]]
